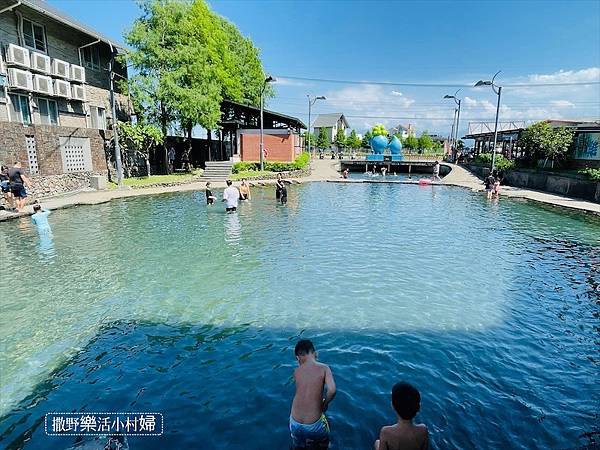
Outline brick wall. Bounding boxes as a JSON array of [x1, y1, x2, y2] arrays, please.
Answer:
[[0, 121, 110, 176], [240, 131, 296, 162]]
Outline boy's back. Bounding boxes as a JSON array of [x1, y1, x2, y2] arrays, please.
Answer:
[[291, 361, 328, 423], [377, 422, 428, 450]]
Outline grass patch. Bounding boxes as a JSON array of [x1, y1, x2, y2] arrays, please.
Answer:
[[109, 169, 202, 188]]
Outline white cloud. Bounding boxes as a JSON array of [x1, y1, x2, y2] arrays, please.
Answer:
[[274, 77, 309, 87], [528, 67, 600, 84], [550, 100, 576, 108], [391, 90, 403, 96]]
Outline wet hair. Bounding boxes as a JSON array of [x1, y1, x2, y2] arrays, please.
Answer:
[[294, 339, 315, 356], [33, 204, 41, 212], [226, 180, 232, 186], [206, 182, 211, 187], [391, 382, 421, 420], [1, 165, 7, 171]]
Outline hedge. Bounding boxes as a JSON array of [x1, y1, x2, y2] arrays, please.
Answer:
[[232, 152, 310, 174]]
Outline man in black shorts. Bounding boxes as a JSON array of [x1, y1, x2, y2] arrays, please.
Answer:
[[8, 162, 31, 211]]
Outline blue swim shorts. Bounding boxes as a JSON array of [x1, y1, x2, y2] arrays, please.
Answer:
[[289, 414, 330, 449]]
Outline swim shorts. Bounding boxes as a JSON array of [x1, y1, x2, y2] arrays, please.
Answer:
[[289, 415, 330, 449], [11, 183, 26, 198]]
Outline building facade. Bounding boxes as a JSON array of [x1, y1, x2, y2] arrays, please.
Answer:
[[0, 0, 129, 187], [312, 113, 349, 144]]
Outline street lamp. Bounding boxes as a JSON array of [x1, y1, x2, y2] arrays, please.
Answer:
[[444, 89, 461, 161], [307, 95, 326, 157], [260, 75, 276, 171], [474, 70, 502, 173]]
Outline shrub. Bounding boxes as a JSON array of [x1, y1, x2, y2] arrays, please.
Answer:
[[578, 167, 600, 181], [232, 161, 259, 174], [473, 153, 515, 171], [231, 153, 310, 174]]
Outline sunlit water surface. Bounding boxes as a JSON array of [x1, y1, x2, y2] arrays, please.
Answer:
[[0, 183, 598, 449]]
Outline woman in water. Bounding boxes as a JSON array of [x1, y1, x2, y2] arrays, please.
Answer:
[[276, 173, 285, 201], [239, 179, 251, 201]]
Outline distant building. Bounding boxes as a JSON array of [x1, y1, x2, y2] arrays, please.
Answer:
[[312, 113, 349, 143], [0, 0, 129, 180], [390, 123, 415, 138], [463, 119, 600, 168]]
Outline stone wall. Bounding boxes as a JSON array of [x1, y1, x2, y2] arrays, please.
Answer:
[[27, 171, 104, 199], [0, 122, 110, 176], [464, 164, 600, 203]]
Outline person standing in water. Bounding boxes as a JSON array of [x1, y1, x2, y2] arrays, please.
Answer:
[[275, 173, 285, 201], [31, 204, 51, 233], [222, 180, 239, 212], [205, 182, 216, 205], [289, 339, 336, 450], [239, 179, 251, 201]]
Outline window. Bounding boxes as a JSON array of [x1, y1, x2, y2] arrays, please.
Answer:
[[89, 106, 106, 130], [37, 98, 59, 126], [22, 18, 47, 53], [9, 94, 31, 124], [82, 45, 100, 71]]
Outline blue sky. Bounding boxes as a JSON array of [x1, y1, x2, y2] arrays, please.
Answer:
[[51, 0, 600, 136]]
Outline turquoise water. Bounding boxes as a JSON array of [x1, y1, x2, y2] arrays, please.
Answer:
[[0, 183, 599, 449]]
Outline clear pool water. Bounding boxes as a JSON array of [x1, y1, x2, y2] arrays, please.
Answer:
[[0, 183, 598, 449]]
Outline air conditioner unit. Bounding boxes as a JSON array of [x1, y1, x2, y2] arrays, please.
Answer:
[[70, 64, 85, 83], [33, 74, 53, 95], [30, 52, 51, 74], [8, 68, 33, 90], [6, 44, 30, 68], [52, 58, 70, 78], [71, 84, 86, 101], [54, 79, 71, 98]]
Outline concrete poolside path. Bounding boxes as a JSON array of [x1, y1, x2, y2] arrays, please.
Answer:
[[0, 160, 598, 222]]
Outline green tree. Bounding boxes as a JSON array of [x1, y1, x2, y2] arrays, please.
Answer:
[[124, 0, 270, 172], [316, 127, 331, 150], [519, 121, 575, 167], [334, 128, 346, 150], [347, 129, 361, 150], [418, 133, 434, 152], [361, 130, 373, 149], [404, 135, 419, 153], [118, 122, 164, 176], [302, 131, 316, 151]]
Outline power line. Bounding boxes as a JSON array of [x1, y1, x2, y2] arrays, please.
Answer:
[[277, 111, 565, 121], [276, 75, 600, 88]]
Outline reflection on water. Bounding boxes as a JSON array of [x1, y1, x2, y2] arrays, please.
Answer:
[[0, 183, 598, 450]]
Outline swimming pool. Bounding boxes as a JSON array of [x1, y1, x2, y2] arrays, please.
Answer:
[[0, 182, 598, 449]]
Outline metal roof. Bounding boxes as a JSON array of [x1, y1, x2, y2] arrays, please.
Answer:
[[313, 113, 348, 128], [222, 100, 306, 130], [9, 0, 126, 48]]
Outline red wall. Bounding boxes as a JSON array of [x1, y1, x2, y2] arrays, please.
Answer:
[[240, 132, 295, 162]]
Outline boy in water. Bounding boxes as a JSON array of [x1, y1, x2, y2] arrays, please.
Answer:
[[374, 382, 429, 450], [290, 340, 336, 449], [205, 182, 216, 205]]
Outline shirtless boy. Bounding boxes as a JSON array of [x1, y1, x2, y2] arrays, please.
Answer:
[[375, 382, 429, 450], [290, 339, 336, 449]]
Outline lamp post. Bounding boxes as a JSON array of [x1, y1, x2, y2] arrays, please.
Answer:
[[474, 71, 502, 173], [260, 75, 276, 171], [307, 95, 326, 157], [444, 90, 461, 162]]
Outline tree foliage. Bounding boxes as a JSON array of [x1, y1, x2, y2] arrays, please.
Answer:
[[118, 121, 164, 176], [334, 128, 346, 150], [302, 132, 316, 151], [347, 129, 361, 150], [418, 133, 433, 151], [361, 130, 373, 149], [519, 121, 575, 165], [124, 0, 271, 171], [404, 135, 419, 152], [316, 127, 330, 150]]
